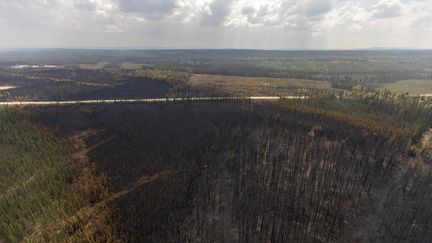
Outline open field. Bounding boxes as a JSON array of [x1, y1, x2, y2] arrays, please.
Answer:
[[189, 74, 333, 96], [120, 63, 146, 70], [382, 79, 432, 95], [79, 62, 110, 70]]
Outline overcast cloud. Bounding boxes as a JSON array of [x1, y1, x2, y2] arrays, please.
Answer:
[[0, 0, 431, 49]]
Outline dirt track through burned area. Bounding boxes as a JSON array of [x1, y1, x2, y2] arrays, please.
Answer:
[[0, 96, 306, 107]]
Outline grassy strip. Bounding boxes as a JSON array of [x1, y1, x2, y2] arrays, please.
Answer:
[[189, 74, 331, 96], [381, 79, 432, 95], [279, 100, 403, 136], [276, 98, 416, 138]]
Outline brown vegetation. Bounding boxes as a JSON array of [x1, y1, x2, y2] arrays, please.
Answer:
[[189, 74, 332, 96]]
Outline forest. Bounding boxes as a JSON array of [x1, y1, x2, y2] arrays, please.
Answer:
[[0, 108, 112, 242], [1, 49, 432, 90], [0, 49, 432, 242], [22, 92, 431, 242]]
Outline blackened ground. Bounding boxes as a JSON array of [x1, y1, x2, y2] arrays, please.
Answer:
[[28, 102, 430, 242], [0, 76, 171, 101]]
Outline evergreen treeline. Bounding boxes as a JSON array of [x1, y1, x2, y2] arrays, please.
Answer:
[[0, 108, 111, 242]]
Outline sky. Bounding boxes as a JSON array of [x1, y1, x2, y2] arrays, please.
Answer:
[[0, 0, 431, 49]]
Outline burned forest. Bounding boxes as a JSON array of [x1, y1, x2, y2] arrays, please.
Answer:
[[1, 49, 432, 243], [22, 97, 431, 242]]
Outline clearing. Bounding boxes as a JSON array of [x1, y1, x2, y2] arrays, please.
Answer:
[[383, 79, 432, 95], [189, 74, 332, 96]]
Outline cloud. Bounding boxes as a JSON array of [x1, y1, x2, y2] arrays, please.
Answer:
[[241, 6, 255, 15], [226, 0, 334, 31], [201, 0, 235, 26], [0, 0, 432, 49], [74, 0, 98, 11], [239, 5, 274, 26], [281, 0, 333, 31], [298, 0, 333, 16], [318, 1, 369, 32], [370, 0, 402, 19], [0, 0, 59, 28], [114, 0, 177, 19]]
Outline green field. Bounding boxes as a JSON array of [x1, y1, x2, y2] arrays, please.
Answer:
[[383, 79, 432, 95]]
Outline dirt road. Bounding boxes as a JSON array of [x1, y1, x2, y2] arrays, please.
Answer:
[[0, 96, 306, 107]]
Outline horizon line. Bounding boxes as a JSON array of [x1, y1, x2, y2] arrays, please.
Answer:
[[1, 47, 432, 52]]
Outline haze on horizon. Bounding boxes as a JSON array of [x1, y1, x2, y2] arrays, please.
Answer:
[[0, 0, 431, 50]]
